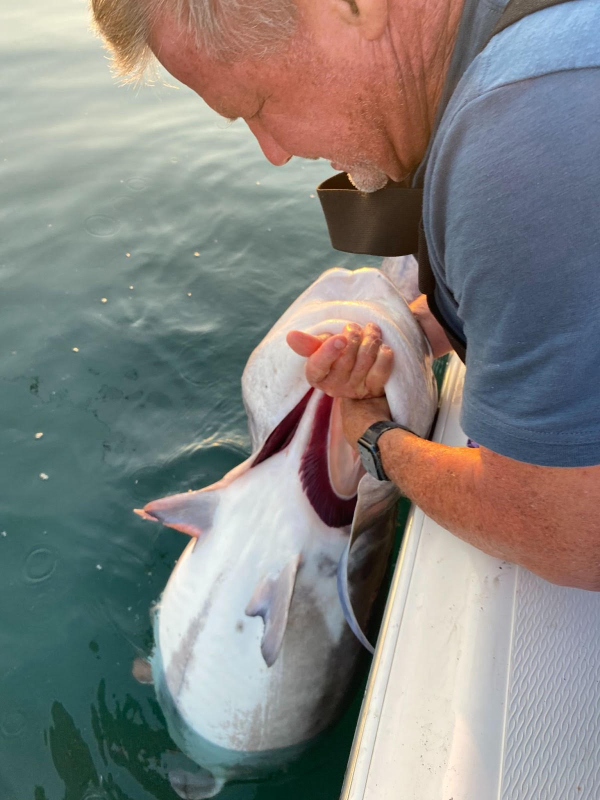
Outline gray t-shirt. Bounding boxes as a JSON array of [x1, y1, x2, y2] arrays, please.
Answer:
[[424, 0, 600, 467]]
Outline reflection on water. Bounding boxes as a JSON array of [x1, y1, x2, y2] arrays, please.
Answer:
[[45, 684, 173, 799], [1, 0, 389, 798], [49, 702, 104, 800]]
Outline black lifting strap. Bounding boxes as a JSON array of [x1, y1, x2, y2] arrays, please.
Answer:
[[317, 0, 576, 363], [316, 172, 422, 258]]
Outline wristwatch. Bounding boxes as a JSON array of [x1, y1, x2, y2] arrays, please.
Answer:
[[357, 420, 417, 481]]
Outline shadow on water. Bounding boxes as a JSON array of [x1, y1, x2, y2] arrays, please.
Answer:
[[41, 683, 175, 800]]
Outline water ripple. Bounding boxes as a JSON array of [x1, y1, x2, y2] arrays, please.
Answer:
[[23, 546, 57, 584], [84, 215, 120, 237]]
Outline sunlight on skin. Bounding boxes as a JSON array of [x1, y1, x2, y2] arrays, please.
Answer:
[[286, 323, 393, 400]]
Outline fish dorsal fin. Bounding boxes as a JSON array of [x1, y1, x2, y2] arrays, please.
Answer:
[[134, 488, 220, 538], [245, 555, 301, 668]]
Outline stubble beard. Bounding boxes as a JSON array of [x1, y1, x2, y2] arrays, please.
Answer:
[[346, 164, 389, 193]]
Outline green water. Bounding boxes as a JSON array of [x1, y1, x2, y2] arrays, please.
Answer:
[[0, 1, 407, 798]]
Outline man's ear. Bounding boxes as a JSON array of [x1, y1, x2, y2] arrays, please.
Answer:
[[332, 0, 388, 40]]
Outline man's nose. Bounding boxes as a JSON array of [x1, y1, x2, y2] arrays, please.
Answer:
[[246, 119, 292, 166]]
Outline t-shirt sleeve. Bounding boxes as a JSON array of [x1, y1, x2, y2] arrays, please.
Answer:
[[427, 68, 600, 466]]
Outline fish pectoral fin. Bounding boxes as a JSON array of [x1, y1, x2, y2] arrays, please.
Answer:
[[134, 487, 220, 538], [169, 768, 225, 800], [245, 554, 301, 668]]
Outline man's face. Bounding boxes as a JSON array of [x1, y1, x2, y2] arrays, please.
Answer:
[[149, 10, 409, 190]]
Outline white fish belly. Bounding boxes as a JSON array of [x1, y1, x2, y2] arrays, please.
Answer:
[[155, 451, 359, 753]]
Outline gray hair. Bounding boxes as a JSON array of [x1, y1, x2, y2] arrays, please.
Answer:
[[90, 0, 298, 82]]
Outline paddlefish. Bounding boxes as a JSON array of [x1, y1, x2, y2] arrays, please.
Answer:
[[135, 266, 437, 798]]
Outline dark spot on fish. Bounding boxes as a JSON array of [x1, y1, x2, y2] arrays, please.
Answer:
[[89, 640, 99, 653], [317, 554, 338, 578], [235, 621, 244, 633]]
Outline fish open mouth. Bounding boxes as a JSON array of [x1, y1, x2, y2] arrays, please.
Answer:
[[252, 389, 363, 528]]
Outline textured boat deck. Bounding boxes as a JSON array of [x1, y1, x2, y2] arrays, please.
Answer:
[[342, 355, 600, 800]]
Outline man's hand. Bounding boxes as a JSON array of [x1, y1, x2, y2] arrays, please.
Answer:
[[287, 313, 600, 592], [286, 322, 393, 399]]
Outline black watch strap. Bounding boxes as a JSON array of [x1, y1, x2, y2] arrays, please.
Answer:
[[363, 420, 417, 442], [357, 420, 418, 481]]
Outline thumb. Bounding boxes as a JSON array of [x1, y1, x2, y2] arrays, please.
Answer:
[[286, 330, 331, 357]]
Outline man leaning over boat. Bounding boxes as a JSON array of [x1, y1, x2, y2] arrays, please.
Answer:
[[91, 0, 600, 590]]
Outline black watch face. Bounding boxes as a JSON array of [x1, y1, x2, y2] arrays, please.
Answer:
[[358, 441, 376, 476], [358, 439, 387, 481]]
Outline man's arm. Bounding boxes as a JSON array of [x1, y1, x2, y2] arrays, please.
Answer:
[[342, 396, 600, 591], [286, 324, 600, 592]]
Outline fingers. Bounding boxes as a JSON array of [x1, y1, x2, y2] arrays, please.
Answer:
[[321, 323, 363, 387], [347, 322, 383, 396], [364, 344, 394, 396], [288, 322, 394, 399], [286, 330, 335, 357]]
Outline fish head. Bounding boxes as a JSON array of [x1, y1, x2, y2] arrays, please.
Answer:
[[242, 266, 437, 451], [136, 385, 363, 540], [136, 266, 437, 564]]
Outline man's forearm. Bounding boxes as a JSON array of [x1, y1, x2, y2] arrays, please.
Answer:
[[379, 431, 506, 558], [378, 429, 600, 590]]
